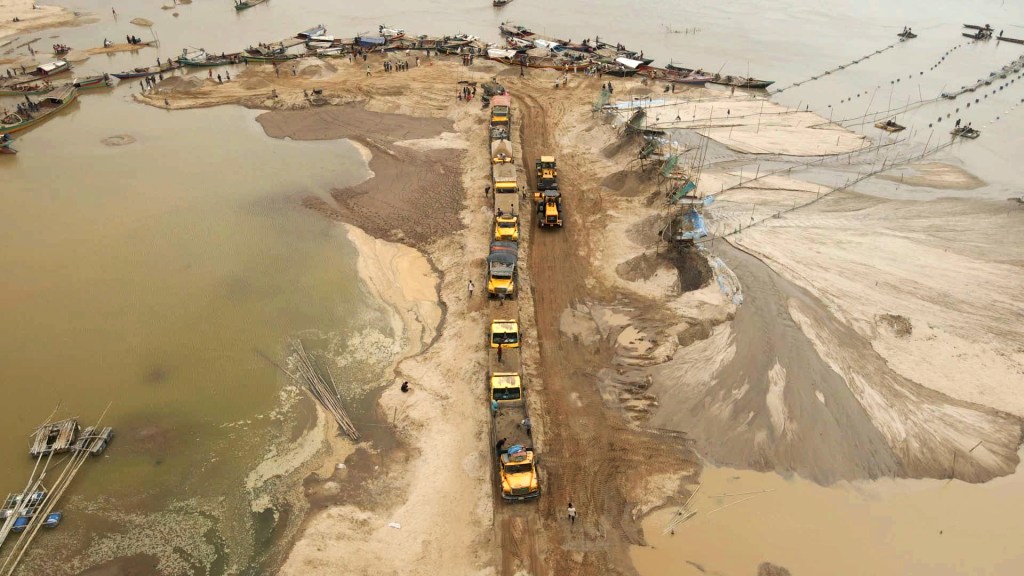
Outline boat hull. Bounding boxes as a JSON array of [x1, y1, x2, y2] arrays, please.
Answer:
[[0, 89, 78, 135]]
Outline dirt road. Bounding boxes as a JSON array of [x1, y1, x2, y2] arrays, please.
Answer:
[[513, 86, 695, 575]]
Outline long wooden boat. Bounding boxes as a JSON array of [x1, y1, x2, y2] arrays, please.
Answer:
[[493, 0, 513, 6], [234, 0, 268, 10], [111, 61, 183, 79], [73, 74, 112, 89], [898, 31, 917, 39], [0, 84, 54, 96], [997, 35, 1024, 45], [0, 85, 78, 135], [709, 74, 774, 89], [243, 53, 298, 63], [963, 24, 993, 31], [963, 31, 991, 40]]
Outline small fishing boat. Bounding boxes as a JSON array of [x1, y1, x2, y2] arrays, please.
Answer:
[[898, 31, 917, 39], [951, 126, 980, 139], [0, 85, 78, 135], [234, 0, 268, 10], [111, 61, 182, 79], [378, 25, 404, 39], [709, 74, 774, 89], [0, 134, 15, 154], [493, 0, 514, 6], [963, 30, 992, 40], [297, 24, 327, 39], [963, 24, 993, 31], [73, 73, 112, 89], [997, 35, 1024, 45], [874, 119, 906, 132]]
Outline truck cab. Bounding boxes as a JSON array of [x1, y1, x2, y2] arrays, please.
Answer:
[[538, 190, 563, 228], [489, 318, 521, 348], [490, 372, 523, 407], [535, 156, 558, 192], [494, 213, 520, 242]]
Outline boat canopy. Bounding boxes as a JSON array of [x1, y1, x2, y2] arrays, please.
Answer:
[[614, 57, 644, 69], [532, 39, 560, 50], [37, 61, 68, 74], [44, 85, 76, 103], [356, 36, 386, 46], [488, 48, 519, 59]]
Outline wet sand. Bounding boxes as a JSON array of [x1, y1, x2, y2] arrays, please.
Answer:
[[0, 0, 76, 39]]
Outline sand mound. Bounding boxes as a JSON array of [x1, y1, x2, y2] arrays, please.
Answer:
[[616, 252, 662, 282], [130, 18, 153, 26], [758, 563, 792, 576], [63, 50, 90, 63], [601, 169, 649, 196], [156, 76, 204, 92], [101, 134, 136, 146]]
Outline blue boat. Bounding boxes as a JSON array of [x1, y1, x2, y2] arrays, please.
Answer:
[[11, 511, 62, 533]]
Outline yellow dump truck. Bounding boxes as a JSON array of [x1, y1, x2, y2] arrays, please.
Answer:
[[537, 189, 563, 228], [535, 156, 558, 193], [489, 318, 521, 349], [491, 402, 539, 501], [487, 241, 518, 299], [489, 372, 523, 407], [490, 93, 512, 127], [494, 213, 520, 242], [492, 162, 520, 216], [491, 139, 514, 164]]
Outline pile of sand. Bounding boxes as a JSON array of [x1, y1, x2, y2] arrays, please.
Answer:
[[155, 76, 205, 93]]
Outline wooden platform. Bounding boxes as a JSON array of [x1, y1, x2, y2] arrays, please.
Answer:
[[29, 419, 78, 457]]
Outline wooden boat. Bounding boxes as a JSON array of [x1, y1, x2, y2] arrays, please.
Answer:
[[297, 25, 328, 39], [874, 120, 905, 132], [0, 134, 15, 155], [31, 60, 72, 77], [493, 0, 513, 6], [234, 0, 268, 10], [963, 31, 992, 40], [73, 73, 112, 89], [0, 85, 78, 135], [898, 31, 917, 39], [709, 74, 774, 89], [997, 35, 1024, 45], [177, 48, 241, 67], [0, 84, 54, 96], [243, 53, 298, 63], [112, 61, 182, 79], [963, 24, 993, 31], [951, 126, 980, 139]]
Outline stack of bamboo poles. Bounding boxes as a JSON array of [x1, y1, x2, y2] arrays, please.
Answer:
[[290, 338, 360, 441]]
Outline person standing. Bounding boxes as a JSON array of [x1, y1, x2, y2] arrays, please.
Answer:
[[497, 342, 503, 363], [401, 381, 410, 393], [521, 417, 532, 436], [495, 437, 507, 453], [485, 185, 491, 196], [567, 503, 577, 525], [468, 279, 474, 297]]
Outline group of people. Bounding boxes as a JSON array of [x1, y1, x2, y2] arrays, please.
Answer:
[[382, 59, 410, 72], [126, 35, 145, 45], [457, 84, 476, 101], [52, 43, 71, 54], [461, 53, 475, 66], [14, 97, 40, 119]]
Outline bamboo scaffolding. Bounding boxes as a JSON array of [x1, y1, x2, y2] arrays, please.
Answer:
[[289, 339, 360, 441]]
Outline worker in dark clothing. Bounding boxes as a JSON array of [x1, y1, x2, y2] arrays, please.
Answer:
[[495, 437, 507, 453]]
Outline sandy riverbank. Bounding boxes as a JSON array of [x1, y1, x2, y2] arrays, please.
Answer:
[[0, 0, 77, 40]]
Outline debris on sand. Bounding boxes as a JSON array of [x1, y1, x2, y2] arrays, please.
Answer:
[[877, 313, 913, 337]]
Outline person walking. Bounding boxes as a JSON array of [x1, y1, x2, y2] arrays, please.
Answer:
[[497, 343, 503, 363], [567, 503, 577, 525], [521, 417, 532, 436], [491, 399, 499, 416], [468, 280, 474, 297], [366, 64, 371, 77], [485, 185, 491, 196]]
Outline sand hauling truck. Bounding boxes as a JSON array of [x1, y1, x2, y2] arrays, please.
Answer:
[[490, 93, 512, 127], [490, 387, 539, 501], [487, 241, 518, 298], [491, 139, 514, 164], [492, 162, 520, 216]]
